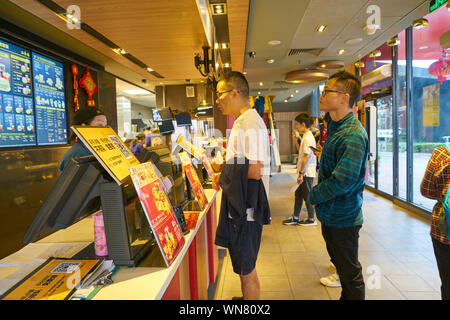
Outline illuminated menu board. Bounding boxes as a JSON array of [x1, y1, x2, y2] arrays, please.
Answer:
[[0, 38, 36, 147], [32, 52, 67, 146]]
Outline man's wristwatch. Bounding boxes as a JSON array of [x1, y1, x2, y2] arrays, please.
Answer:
[[299, 171, 304, 175]]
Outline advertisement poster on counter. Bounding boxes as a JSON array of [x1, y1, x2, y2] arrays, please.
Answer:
[[1, 258, 100, 300], [129, 162, 185, 267], [176, 135, 216, 180], [72, 125, 140, 185], [179, 152, 208, 211]]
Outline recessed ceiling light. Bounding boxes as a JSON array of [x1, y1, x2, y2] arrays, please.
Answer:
[[419, 45, 428, 50], [224, 63, 230, 68], [221, 43, 228, 49], [338, 49, 346, 55], [268, 40, 281, 46], [316, 25, 327, 33], [212, 4, 227, 15], [295, 90, 299, 93], [284, 99, 288, 103], [113, 48, 127, 55], [146, 67, 153, 72], [258, 91, 261, 95], [290, 94, 294, 98], [259, 82, 263, 86], [266, 59, 275, 64]]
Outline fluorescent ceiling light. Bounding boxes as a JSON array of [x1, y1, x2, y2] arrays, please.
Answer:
[[198, 106, 213, 110], [268, 40, 281, 46], [123, 89, 151, 95]]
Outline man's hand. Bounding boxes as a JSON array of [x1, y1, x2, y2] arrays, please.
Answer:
[[248, 161, 263, 180], [297, 173, 303, 185]]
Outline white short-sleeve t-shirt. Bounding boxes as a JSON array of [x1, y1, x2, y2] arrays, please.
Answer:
[[226, 108, 271, 197], [297, 130, 317, 178]]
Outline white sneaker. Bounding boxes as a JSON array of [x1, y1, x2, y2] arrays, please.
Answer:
[[320, 273, 341, 287]]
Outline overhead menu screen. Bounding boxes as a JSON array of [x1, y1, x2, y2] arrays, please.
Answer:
[[32, 52, 67, 145], [0, 38, 36, 147]]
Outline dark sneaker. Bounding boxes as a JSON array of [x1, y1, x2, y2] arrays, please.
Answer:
[[298, 219, 317, 226], [283, 216, 300, 225]]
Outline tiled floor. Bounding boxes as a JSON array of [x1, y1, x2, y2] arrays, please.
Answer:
[[214, 165, 442, 300]]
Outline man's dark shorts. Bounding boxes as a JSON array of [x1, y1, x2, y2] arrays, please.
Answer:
[[225, 216, 263, 276]]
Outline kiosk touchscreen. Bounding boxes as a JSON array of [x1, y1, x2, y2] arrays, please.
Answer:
[[22, 156, 109, 244], [22, 155, 157, 266]]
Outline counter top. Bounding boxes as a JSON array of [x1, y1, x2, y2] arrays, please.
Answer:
[[0, 188, 219, 300]]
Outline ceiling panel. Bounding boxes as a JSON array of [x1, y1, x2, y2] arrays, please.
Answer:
[[244, 0, 430, 103], [9, 0, 211, 86]]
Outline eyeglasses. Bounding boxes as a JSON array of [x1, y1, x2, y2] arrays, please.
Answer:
[[215, 89, 236, 97], [321, 89, 347, 97]]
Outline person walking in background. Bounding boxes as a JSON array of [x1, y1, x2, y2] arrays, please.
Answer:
[[130, 133, 146, 157], [310, 116, 320, 144], [307, 71, 368, 300], [283, 113, 317, 226], [143, 126, 152, 148], [420, 146, 450, 300]]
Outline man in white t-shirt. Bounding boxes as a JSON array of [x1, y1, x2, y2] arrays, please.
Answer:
[[283, 113, 317, 226], [212, 71, 270, 300]]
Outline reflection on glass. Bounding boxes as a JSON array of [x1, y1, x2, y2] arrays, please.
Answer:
[[376, 96, 393, 195], [411, 6, 450, 210]]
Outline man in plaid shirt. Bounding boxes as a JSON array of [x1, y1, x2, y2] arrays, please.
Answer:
[[420, 146, 450, 300], [307, 71, 368, 300]]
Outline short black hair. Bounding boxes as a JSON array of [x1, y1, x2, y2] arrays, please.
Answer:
[[73, 107, 104, 125], [218, 71, 249, 99], [329, 71, 361, 108], [295, 113, 311, 128]]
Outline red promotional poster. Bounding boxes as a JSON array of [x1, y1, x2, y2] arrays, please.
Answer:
[[201, 154, 216, 180], [179, 152, 208, 211], [129, 162, 185, 267], [176, 135, 216, 180]]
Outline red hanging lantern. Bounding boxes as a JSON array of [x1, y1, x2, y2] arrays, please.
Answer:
[[79, 65, 98, 107], [70, 63, 80, 111], [428, 58, 450, 85]]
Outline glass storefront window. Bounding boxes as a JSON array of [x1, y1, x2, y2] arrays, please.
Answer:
[[411, 6, 450, 210], [361, 43, 394, 195]]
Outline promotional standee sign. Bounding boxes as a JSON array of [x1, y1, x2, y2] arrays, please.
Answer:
[[71, 125, 140, 185], [176, 135, 216, 180], [178, 151, 208, 211], [129, 162, 185, 267]]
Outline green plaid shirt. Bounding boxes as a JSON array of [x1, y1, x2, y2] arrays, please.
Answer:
[[308, 112, 369, 227]]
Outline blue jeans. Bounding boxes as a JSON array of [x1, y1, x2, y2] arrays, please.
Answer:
[[321, 224, 365, 300]]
